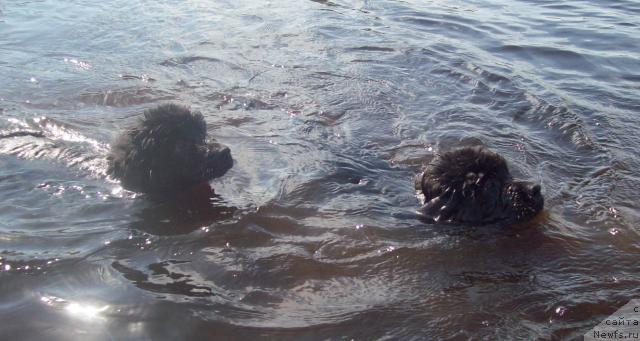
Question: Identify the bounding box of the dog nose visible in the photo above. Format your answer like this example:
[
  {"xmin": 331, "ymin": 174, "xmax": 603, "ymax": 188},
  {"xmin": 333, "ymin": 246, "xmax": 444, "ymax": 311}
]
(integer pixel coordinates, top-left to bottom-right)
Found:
[
  {"xmin": 217, "ymin": 146, "xmax": 232, "ymax": 164},
  {"xmin": 220, "ymin": 146, "xmax": 231, "ymax": 157},
  {"xmin": 530, "ymin": 184, "xmax": 541, "ymax": 196},
  {"xmin": 216, "ymin": 145, "xmax": 233, "ymax": 167},
  {"xmin": 207, "ymin": 141, "xmax": 231, "ymax": 158}
]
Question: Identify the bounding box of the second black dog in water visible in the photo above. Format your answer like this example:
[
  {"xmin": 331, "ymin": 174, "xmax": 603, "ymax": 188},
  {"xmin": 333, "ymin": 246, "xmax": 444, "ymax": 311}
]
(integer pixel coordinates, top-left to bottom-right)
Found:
[
  {"xmin": 415, "ymin": 147, "xmax": 543, "ymax": 224},
  {"xmin": 107, "ymin": 104, "xmax": 233, "ymax": 195}
]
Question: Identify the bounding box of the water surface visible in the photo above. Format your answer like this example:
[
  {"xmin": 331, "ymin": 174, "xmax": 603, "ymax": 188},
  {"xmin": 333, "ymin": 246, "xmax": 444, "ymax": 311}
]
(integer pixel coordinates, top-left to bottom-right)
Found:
[{"xmin": 1, "ymin": 0, "xmax": 639, "ymax": 339}]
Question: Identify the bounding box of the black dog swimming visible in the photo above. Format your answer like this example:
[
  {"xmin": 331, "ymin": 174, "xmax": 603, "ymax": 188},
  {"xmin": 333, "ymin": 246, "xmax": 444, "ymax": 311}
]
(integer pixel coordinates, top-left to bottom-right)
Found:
[
  {"xmin": 107, "ymin": 104, "xmax": 233, "ymax": 197},
  {"xmin": 415, "ymin": 147, "xmax": 543, "ymax": 224}
]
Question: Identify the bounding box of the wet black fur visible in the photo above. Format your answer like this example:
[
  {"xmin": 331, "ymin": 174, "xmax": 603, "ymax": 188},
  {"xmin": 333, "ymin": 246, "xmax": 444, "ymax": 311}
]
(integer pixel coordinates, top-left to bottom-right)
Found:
[
  {"xmin": 107, "ymin": 104, "xmax": 233, "ymax": 195},
  {"xmin": 415, "ymin": 147, "xmax": 543, "ymax": 224}
]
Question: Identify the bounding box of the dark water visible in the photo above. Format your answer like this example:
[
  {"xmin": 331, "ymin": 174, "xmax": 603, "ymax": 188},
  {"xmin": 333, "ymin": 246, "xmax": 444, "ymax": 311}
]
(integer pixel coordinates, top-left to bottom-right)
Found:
[{"xmin": 1, "ymin": 0, "xmax": 639, "ymax": 339}]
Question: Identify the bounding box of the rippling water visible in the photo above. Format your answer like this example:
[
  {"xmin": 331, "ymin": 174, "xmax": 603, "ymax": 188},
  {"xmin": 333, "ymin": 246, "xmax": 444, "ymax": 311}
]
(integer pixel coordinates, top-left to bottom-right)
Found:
[{"xmin": 1, "ymin": 0, "xmax": 639, "ymax": 339}]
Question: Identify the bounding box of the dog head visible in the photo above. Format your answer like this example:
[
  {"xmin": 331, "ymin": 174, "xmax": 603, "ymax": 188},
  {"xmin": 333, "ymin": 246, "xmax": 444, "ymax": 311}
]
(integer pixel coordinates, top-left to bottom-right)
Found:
[
  {"xmin": 107, "ymin": 104, "xmax": 233, "ymax": 194},
  {"xmin": 416, "ymin": 147, "xmax": 543, "ymax": 224}
]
